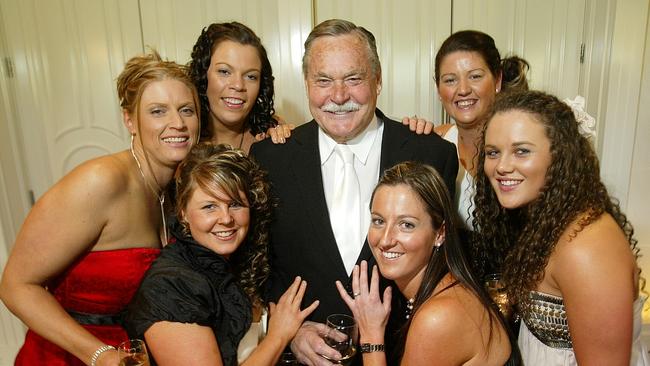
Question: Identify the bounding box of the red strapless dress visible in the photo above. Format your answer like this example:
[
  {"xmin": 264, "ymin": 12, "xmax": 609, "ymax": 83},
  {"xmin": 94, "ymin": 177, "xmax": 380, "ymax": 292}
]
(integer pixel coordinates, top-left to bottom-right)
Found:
[{"xmin": 15, "ymin": 247, "xmax": 160, "ymax": 366}]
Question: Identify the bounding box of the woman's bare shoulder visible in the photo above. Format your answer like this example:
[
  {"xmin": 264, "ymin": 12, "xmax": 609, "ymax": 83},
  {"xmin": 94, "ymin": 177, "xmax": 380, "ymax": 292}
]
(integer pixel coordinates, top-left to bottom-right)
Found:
[
  {"xmin": 553, "ymin": 213, "xmax": 636, "ymax": 273},
  {"xmin": 434, "ymin": 123, "xmax": 453, "ymax": 136},
  {"xmin": 59, "ymin": 151, "xmax": 132, "ymax": 198},
  {"xmin": 410, "ymin": 277, "xmax": 486, "ymax": 341},
  {"xmin": 403, "ymin": 282, "xmax": 492, "ymax": 365},
  {"xmin": 549, "ymin": 212, "xmax": 638, "ymax": 299}
]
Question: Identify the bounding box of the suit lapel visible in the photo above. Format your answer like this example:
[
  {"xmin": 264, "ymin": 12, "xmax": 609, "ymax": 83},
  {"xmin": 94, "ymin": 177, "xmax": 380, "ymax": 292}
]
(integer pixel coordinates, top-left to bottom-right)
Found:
[
  {"xmin": 354, "ymin": 110, "xmax": 412, "ymax": 272},
  {"xmin": 379, "ymin": 110, "xmax": 412, "ymax": 172},
  {"xmin": 289, "ymin": 113, "xmax": 414, "ymax": 281},
  {"xmin": 290, "ymin": 123, "xmax": 349, "ymax": 277}
]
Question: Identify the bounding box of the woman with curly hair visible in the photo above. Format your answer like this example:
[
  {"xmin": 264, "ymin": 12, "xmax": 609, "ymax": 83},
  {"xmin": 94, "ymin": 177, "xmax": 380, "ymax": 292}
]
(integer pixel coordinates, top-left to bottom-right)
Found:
[
  {"xmin": 125, "ymin": 143, "xmax": 318, "ymax": 366},
  {"xmin": 473, "ymin": 90, "xmax": 648, "ymax": 365},
  {"xmin": 188, "ymin": 22, "xmax": 293, "ymax": 153}
]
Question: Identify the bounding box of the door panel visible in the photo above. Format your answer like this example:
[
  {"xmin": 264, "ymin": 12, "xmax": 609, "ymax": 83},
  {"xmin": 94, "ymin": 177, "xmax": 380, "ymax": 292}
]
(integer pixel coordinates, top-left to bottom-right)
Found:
[{"xmin": 0, "ymin": 0, "xmax": 142, "ymax": 199}]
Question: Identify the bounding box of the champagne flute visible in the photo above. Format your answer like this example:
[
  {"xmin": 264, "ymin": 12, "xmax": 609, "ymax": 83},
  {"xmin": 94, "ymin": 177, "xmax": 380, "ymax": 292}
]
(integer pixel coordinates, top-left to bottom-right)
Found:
[
  {"xmin": 117, "ymin": 339, "xmax": 150, "ymax": 366},
  {"xmin": 322, "ymin": 314, "xmax": 358, "ymax": 365}
]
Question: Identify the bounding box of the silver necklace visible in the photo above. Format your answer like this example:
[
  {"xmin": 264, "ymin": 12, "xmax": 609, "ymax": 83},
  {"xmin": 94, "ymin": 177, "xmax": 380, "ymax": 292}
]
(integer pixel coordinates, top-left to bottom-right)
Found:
[{"xmin": 130, "ymin": 139, "xmax": 168, "ymax": 245}]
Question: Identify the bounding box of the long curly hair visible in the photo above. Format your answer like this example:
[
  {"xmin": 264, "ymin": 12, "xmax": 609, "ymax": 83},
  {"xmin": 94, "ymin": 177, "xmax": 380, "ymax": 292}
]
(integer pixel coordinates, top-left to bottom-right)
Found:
[
  {"xmin": 434, "ymin": 30, "xmax": 529, "ymax": 92},
  {"xmin": 472, "ymin": 90, "xmax": 638, "ymax": 313},
  {"xmin": 374, "ymin": 162, "xmax": 511, "ymax": 361},
  {"xmin": 175, "ymin": 143, "xmax": 272, "ymax": 306},
  {"xmin": 188, "ymin": 22, "xmax": 277, "ymax": 140}
]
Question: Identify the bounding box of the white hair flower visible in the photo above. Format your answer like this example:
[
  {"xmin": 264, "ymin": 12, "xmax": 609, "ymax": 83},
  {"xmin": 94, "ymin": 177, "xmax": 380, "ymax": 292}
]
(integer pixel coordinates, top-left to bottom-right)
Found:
[{"xmin": 563, "ymin": 95, "xmax": 596, "ymax": 143}]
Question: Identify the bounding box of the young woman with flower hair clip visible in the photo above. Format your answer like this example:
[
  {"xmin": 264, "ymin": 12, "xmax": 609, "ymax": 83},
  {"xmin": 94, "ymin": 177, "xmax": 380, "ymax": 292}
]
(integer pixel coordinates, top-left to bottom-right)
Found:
[{"xmin": 473, "ymin": 90, "xmax": 647, "ymax": 365}]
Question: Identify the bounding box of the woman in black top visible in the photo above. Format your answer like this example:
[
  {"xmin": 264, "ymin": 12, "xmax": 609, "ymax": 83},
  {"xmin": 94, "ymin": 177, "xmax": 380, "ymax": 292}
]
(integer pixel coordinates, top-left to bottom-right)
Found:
[{"xmin": 126, "ymin": 143, "xmax": 318, "ymax": 365}]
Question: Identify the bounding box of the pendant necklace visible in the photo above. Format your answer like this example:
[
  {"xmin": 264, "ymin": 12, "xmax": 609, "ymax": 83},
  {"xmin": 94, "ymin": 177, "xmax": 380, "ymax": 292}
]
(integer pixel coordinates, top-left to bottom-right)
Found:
[
  {"xmin": 405, "ymin": 298, "xmax": 415, "ymax": 319},
  {"xmin": 130, "ymin": 141, "xmax": 168, "ymax": 245}
]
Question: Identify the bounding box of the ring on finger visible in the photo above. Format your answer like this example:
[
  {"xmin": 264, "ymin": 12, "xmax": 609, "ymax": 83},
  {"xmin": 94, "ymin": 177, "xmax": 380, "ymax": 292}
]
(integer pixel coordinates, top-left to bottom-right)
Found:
[{"xmin": 353, "ymin": 292, "xmax": 361, "ymax": 298}]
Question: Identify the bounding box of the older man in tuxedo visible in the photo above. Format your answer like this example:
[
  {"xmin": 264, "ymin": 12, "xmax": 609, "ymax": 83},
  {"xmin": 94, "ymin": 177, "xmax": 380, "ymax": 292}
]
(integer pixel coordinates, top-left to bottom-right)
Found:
[{"xmin": 250, "ymin": 19, "xmax": 458, "ymax": 365}]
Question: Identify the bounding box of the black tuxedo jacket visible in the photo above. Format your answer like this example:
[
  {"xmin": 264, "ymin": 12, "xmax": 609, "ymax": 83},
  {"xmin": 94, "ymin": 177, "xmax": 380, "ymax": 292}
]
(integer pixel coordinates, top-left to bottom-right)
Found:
[{"xmin": 250, "ymin": 109, "xmax": 458, "ymax": 322}]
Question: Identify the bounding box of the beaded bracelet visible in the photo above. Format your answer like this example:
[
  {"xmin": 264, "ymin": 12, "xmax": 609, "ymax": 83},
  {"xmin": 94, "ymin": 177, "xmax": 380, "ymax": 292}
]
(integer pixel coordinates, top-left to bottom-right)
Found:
[{"xmin": 90, "ymin": 344, "xmax": 116, "ymax": 366}]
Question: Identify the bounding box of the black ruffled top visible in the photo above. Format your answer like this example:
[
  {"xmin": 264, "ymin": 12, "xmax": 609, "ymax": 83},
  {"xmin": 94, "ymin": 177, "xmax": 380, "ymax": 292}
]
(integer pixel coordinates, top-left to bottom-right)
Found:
[{"xmin": 125, "ymin": 223, "xmax": 252, "ymax": 366}]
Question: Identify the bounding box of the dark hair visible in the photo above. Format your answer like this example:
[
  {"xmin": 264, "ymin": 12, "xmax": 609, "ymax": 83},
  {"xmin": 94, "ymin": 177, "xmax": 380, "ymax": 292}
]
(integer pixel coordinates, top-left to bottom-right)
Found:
[
  {"xmin": 302, "ymin": 19, "xmax": 381, "ymax": 77},
  {"xmin": 434, "ymin": 30, "xmax": 529, "ymax": 91},
  {"xmin": 175, "ymin": 143, "xmax": 272, "ymax": 305},
  {"xmin": 472, "ymin": 90, "xmax": 638, "ymax": 313},
  {"xmin": 188, "ymin": 22, "xmax": 277, "ymax": 140},
  {"xmin": 372, "ymin": 161, "xmax": 508, "ymax": 360}
]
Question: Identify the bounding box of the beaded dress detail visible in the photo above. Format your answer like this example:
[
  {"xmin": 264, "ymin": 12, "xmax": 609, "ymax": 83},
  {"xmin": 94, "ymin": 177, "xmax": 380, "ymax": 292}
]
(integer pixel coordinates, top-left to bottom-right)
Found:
[
  {"xmin": 518, "ymin": 291, "xmax": 649, "ymax": 365},
  {"xmin": 521, "ymin": 291, "xmax": 571, "ymax": 348}
]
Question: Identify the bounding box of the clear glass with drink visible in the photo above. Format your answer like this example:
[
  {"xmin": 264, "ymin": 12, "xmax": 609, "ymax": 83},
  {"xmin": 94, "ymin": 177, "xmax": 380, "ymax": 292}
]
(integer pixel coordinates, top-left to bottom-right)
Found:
[
  {"xmin": 484, "ymin": 273, "xmax": 512, "ymax": 320},
  {"xmin": 117, "ymin": 339, "xmax": 150, "ymax": 366},
  {"xmin": 322, "ymin": 313, "xmax": 358, "ymax": 365}
]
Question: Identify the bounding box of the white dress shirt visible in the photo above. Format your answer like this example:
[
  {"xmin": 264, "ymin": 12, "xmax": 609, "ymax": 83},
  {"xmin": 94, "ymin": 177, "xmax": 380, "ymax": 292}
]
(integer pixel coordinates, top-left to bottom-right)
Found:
[{"xmin": 319, "ymin": 115, "xmax": 384, "ymax": 274}]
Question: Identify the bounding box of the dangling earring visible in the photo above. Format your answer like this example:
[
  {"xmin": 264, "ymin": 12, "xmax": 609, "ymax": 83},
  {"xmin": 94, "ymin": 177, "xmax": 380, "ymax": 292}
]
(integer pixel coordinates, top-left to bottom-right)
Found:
[
  {"xmin": 433, "ymin": 237, "xmax": 443, "ymax": 254},
  {"xmin": 496, "ymin": 88, "xmax": 500, "ymax": 93}
]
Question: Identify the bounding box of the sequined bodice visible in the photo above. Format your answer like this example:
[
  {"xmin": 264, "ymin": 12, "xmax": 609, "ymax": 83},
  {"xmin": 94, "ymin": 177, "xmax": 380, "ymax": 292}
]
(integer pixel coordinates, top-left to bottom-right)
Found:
[{"xmin": 521, "ymin": 291, "xmax": 572, "ymax": 349}]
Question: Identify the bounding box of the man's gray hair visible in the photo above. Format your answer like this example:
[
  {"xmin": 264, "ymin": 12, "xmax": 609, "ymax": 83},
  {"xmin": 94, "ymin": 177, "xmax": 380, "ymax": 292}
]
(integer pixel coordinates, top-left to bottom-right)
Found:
[{"xmin": 302, "ymin": 19, "xmax": 381, "ymax": 77}]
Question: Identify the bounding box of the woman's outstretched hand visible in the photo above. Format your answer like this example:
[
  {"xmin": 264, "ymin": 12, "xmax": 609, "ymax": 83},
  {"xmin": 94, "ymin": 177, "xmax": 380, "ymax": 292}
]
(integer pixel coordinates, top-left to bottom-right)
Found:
[
  {"xmin": 336, "ymin": 261, "xmax": 391, "ymax": 343},
  {"xmin": 267, "ymin": 276, "xmax": 320, "ymax": 346}
]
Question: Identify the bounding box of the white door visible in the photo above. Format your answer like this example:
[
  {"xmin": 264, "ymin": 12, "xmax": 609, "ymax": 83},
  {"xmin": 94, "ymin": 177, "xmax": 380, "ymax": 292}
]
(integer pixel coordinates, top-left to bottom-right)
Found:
[
  {"xmin": 139, "ymin": 0, "xmax": 313, "ymax": 126},
  {"xmin": 0, "ymin": 0, "xmax": 143, "ymax": 201},
  {"xmin": 0, "ymin": 1, "xmax": 144, "ymax": 361}
]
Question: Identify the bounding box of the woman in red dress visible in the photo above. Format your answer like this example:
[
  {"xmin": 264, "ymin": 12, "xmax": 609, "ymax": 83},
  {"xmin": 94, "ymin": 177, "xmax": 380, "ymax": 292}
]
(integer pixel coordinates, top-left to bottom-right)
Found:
[{"xmin": 0, "ymin": 51, "xmax": 200, "ymax": 366}]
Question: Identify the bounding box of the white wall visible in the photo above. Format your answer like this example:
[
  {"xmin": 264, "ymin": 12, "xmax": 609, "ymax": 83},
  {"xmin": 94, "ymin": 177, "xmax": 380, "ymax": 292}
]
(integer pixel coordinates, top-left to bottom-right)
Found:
[
  {"xmin": 627, "ymin": 1, "xmax": 650, "ymax": 321},
  {"xmin": 599, "ymin": 0, "xmax": 649, "ymax": 297}
]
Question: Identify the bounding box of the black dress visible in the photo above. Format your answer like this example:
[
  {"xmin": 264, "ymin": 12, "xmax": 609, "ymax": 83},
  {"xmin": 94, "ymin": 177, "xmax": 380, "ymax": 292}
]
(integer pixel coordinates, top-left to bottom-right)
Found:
[{"xmin": 125, "ymin": 226, "xmax": 252, "ymax": 366}]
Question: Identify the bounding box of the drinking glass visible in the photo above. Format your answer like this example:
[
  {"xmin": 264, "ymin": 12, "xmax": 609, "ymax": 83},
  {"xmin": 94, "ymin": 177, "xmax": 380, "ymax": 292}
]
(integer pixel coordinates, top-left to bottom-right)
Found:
[
  {"xmin": 322, "ymin": 314, "xmax": 358, "ymax": 365},
  {"xmin": 276, "ymin": 351, "xmax": 299, "ymax": 365},
  {"xmin": 117, "ymin": 339, "xmax": 150, "ymax": 366},
  {"xmin": 484, "ymin": 273, "xmax": 512, "ymax": 320}
]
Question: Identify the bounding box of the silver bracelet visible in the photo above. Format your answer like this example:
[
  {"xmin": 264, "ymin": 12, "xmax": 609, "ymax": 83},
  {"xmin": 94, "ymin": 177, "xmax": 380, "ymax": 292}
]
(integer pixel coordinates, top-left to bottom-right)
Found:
[{"xmin": 90, "ymin": 344, "xmax": 116, "ymax": 366}]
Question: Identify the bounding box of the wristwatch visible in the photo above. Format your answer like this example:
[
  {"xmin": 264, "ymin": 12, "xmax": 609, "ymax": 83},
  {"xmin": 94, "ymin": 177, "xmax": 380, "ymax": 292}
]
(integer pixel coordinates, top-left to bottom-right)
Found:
[{"xmin": 359, "ymin": 343, "xmax": 385, "ymax": 353}]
